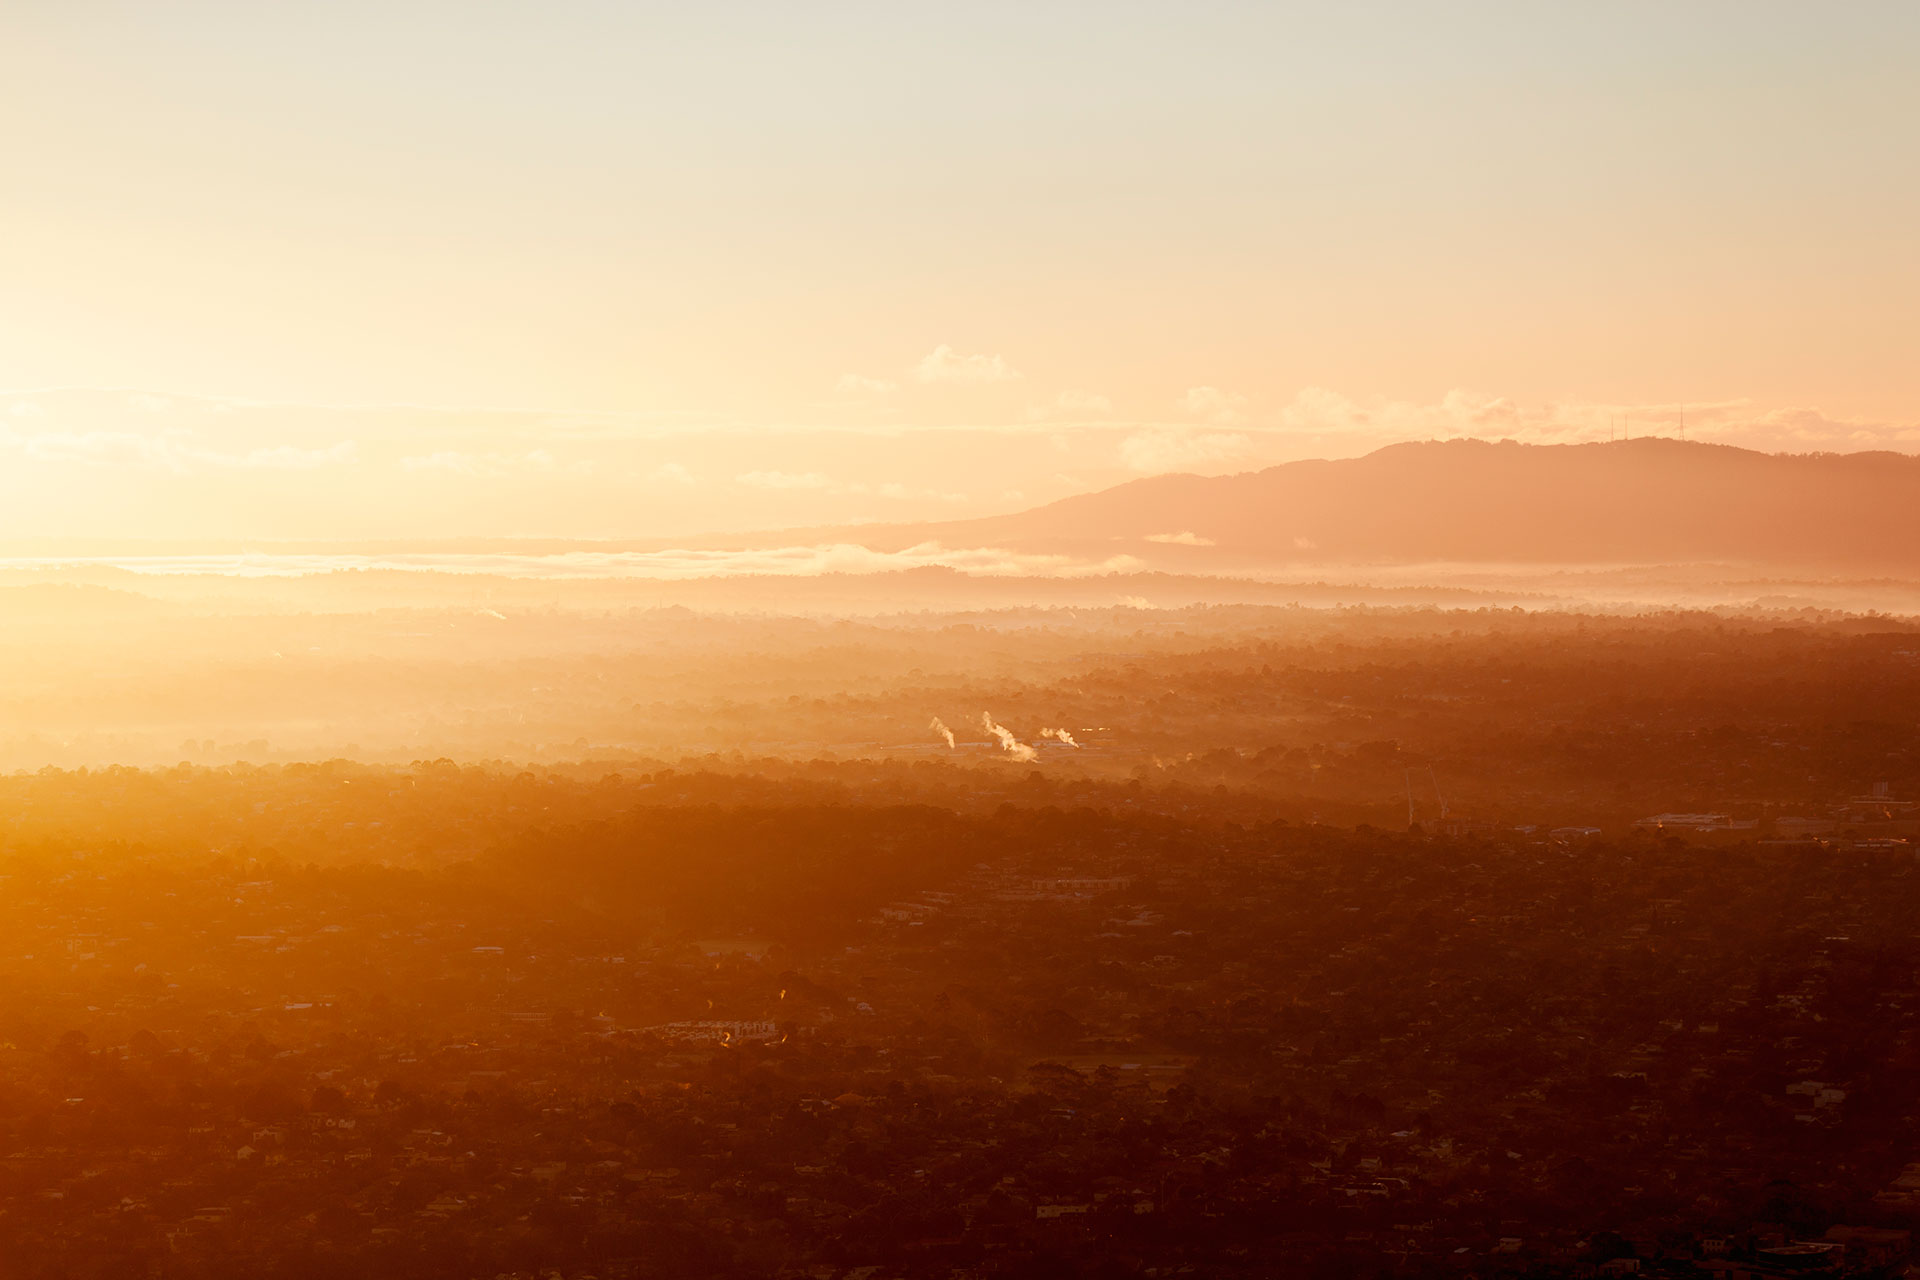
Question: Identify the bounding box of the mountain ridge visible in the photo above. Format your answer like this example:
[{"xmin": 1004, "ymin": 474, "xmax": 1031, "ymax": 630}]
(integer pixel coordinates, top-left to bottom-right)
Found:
[
  {"xmin": 11, "ymin": 439, "xmax": 1918, "ymax": 573},
  {"xmin": 826, "ymin": 437, "xmax": 1920, "ymax": 570}
]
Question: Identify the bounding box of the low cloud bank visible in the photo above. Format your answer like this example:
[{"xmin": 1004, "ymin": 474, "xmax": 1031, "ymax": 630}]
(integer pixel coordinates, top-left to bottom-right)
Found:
[{"xmin": 0, "ymin": 542, "xmax": 1149, "ymax": 581}]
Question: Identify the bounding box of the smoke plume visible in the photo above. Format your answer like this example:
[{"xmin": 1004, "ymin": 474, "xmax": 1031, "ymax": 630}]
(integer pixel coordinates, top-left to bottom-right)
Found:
[
  {"xmin": 1041, "ymin": 728, "xmax": 1081, "ymax": 747},
  {"xmin": 930, "ymin": 716, "xmax": 956, "ymax": 749},
  {"xmin": 979, "ymin": 711, "xmax": 1038, "ymax": 763}
]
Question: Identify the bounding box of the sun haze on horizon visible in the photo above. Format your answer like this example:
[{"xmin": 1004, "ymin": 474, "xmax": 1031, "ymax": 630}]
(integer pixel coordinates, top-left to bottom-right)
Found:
[
  {"xmin": 12, "ymin": 13, "xmax": 1920, "ymax": 1276},
  {"xmin": 3, "ymin": 1, "xmax": 1918, "ymax": 544}
]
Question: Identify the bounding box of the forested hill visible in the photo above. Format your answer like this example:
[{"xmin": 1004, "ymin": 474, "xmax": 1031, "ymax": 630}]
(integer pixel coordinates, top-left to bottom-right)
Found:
[{"xmin": 849, "ymin": 438, "xmax": 1920, "ymax": 570}]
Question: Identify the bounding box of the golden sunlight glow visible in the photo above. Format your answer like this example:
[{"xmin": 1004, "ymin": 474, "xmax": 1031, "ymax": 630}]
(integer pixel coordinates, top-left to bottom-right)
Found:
[{"xmin": 4, "ymin": 10, "xmax": 1920, "ymax": 1278}]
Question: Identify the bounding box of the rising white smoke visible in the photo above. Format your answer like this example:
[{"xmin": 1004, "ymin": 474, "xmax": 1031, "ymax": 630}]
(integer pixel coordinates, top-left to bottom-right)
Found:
[
  {"xmin": 930, "ymin": 716, "xmax": 956, "ymax": 749},
  {"xmin": 1041, "ymin": 728, "xmax": 1081, "ymax": 748},
  {"xmin": 979, "ymin": 711, "xmax": 1038, "ymax": 763}
]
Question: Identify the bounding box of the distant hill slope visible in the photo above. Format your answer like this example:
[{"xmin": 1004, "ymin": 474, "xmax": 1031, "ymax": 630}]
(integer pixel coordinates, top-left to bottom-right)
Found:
[
  {"xmin": 841, "ymin": 438, "xmax": 1920, "ymax": 570},
  {"xmin": 34, "ymin": 439, "xmax": 1912, "ymax": 576}
]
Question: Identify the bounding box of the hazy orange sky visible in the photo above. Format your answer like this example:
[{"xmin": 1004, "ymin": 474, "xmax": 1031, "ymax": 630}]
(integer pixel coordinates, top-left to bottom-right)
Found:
[{"xmin": 3, "ymin": 2, "xmax": 1917, "ymax": 542}]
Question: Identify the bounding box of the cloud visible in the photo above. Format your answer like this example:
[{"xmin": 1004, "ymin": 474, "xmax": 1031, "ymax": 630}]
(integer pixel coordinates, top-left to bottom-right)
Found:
[
  {"xmin": 735, "ymin": 469, "xmax": 833, "ymax": 490},
  {"xmin": 1735, "ymin": 405, "xmax": 1920, "ymax": 448},
  {"xmin": 1119, "ymin": 429, "xmax": 1253, "ymax": 474},
  {"xmin": 8, "ymin": 383, "xmax": 1916, "ymax": 548},
  {"xmin": 870, "ymin": 481, "xmax": 968, "ymax": 503},
  {"xmin": 42, "ymin": 542, "xmax": 1151, "ymax": 581},
  {"xmin": 401, "ymin": 451, "xmax": 486, "ymax": 475},
  {"xmin": 1271, "ymin": 387, "xmax": 1524, "ymax": 439},
  {"xmin": 836, "ymin": 373, "xmax": 898, "ymax": 396},
  {"xmin": 400, "ymin": 449, "xmax": 563, "ymax": 477},
  {"xmin": 730, "ymin": 472, "xmax": 968, "ymax": 502},
  {"xmin": 1182, "ymin": 385, "xmax": 1249, "ymax": 424},
  {"xmin": 10, "ymin": 383, "xmax": 1914, "ymax": 453},
  {"xmin": 914, "ymin": 345, "xmax": 1021, "ymax": 384},
  {"xmin": 227, "ymin": 442, "xmax": 359, "ymax": 470},
  {"xmin": 13, "ymin": 430, "xmax": 191, "ymax": 471},
  {"xmin": 1145, "ymin": 530, "xmax": 1215, "ymax": 546},
  {"xmin": 2, "ymin": 428, "xmax": 358, "ymax": 474},
  {"xmin": 1252, "ymin": 388, "xmax": 1920, "ymax": 454},
  {"xmin": 1028, "ymin": 390, "xmax": 1113, "ymax": 421}
]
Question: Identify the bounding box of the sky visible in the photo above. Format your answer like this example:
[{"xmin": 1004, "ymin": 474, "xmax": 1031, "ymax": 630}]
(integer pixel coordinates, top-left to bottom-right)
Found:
[{"xmin": 2, "ymin": 1, "xmax": 1917, "ymax": 543}]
